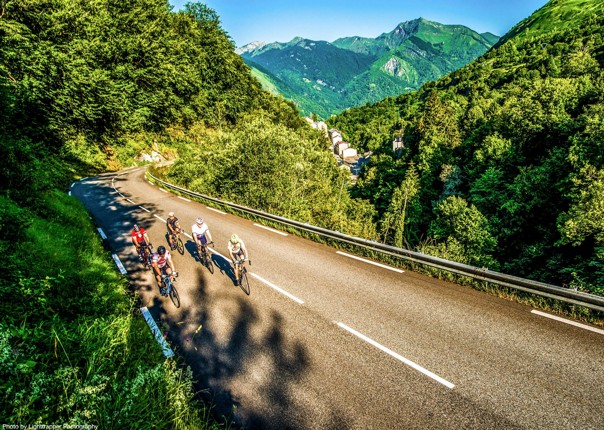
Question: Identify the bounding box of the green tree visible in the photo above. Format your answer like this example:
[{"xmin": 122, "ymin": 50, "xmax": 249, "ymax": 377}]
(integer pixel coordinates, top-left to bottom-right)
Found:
[
  {"xmin": 427, "ymin": 196, "xmax": 498, "ymax": 268},
  {"xmin": 381, "ymin": 163, "xmax": 420, "ymax": 247}
]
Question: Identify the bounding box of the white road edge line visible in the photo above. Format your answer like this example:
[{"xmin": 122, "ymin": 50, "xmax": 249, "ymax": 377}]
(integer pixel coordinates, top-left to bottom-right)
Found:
[
  {"xmin": 178, "ymin": 196, "xmax": 191, "ymax": 202},
  {"xmin": 139, "ymin": 206, "xmax": 150, "ymax": 213},
  {"xmin": 254, "ymin": 223, "xmax": 288, "ymax": 236},
  {"xmin": 250, "ymin": 273, "xmax": 304, "ymax": 304},
  {"xmin": 68, "ymin": 191, "xmax": 71, "ymax": 196},
  {"xmin": 97, "ymin": 228, "xmax": 107, "ymax": 240},
  {"xmin": 337, "ymin": 322, "xmax": 455, "ymax": 389},
  {"xmin": 126, "ymin": 198, "xmax": 135, "ymax": 204},
  {"xmin": 183, "ymin": 232, "xmax": 193, "ymax": 239},
  {"xmin": 531, "ymin": 310, "xmax": 604, "ymax": 335},
  {"xmin": 111, "ymin": 254, "xmax": 128, "ymax": 275},
  {"xmin": 206, "ymin": 206, "xmax": 227, "ymax": 215},
  {"xmin": 154, "ymin": 215, "xmax": 165, "ymax": 222},
  {"xmin": 70, "ymin": 182, "xmax": 76, "ymax": 188},
  {"xmin": 336, "ymin": 251, "xmax": 404, "ymax": 273},
  {"xmin": 140, "ymin": 307, "xmax": 174, "ymax": 358}
]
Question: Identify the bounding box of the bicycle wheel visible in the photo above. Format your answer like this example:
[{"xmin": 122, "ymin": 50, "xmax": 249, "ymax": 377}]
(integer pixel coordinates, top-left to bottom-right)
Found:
[
  {"xmin": 169, "ymin": 284, "xmax": 180, "ymax": 307},
  {"xmin": 176, "ymin": 237, "xmax": 184, "ymax": 255},
  {"xmin": 239, "ymin": 269, "xmax": 250, "ymax": 295},
  {"xmin": 142, "ymin": 247, "xmax": 151, "ymax": 269},
  {"xmin": 204, "ymin": 252, "xmax": 214, "ymax": 274}
]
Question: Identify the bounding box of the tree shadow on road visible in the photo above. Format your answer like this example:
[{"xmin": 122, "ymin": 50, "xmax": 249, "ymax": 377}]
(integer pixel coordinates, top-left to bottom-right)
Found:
[{"xmin": 76, "ymin": 173, "xmax": 350, "ymax": 430}]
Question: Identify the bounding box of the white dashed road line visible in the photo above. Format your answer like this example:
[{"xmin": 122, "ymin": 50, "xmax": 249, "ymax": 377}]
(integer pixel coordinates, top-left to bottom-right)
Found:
[
  {"xmin": 97, "ymin": 228, "xmax": 108, "ymax": 240},
  {"xmin": 112, "ymin": 254, "xmax": 128, "ymax": 275},
  {"xmin": 337, "ymin": 322, "xmax": 455, "ymax": 389},
  {"xmin": 254, "ymin": 223, "xmax": 288, "ymax": 236},
  {"xmin": 178, "ymin": 196, "xmax": 191, "ymax": 202},
  {"xmin": 139, "ymin": 206, "xmax": 150, "ymax": 213},
  {"xmin": 336, "ymin": 251, "xmax": 404, "ymax": 273},
  {"xmin": 126, "ymin": 198, "xmax": 135, "ymax": 204},
  {"xmin": 154, "ymin": 214, "xmax": 166, "ymax": 222},
  {"xmin": 148, "ymin": 181, "xmax": 154, "ymax": 186},
  {"xmin": 250, "ymin": 273, "xmax": 304, "ymax": 304},
  {"xmin": 206, "ymin": 206, "xmax": 227, "ymax": 215},
  {"xmin": 159, "ymin": 188, "xmax": 168, "ymax": 193},
  {"xmin": 140, "ymin": 307, "xmax": 174, "ymax": 358},
  {"xmin": 531, "ymin": 310, "xmax": 604, "ymax": 335}
]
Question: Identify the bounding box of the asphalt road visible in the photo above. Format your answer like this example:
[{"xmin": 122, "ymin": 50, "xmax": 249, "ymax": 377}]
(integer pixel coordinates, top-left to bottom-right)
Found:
[{"xmin": 71, "ymin": 168, "xmax": 604, "ymax": 430}]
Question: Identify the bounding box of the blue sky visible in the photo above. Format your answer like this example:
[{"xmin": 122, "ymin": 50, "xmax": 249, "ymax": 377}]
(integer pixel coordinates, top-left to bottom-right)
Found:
[{"xmin": 169, "ymin": 1, "xmax": 549, "ymax": 47}]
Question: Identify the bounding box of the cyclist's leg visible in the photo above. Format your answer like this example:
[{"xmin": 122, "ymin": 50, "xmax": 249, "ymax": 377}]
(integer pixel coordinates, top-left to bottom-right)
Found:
[{"xmin": 159, "ymin": 266, "xmax": 168, "ymax": 295}]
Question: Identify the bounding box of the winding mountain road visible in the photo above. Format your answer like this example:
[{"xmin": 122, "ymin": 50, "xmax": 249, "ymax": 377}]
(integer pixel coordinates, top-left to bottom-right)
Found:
[{"xmin": 71, "ymin": 168, "xmax": 604, "ymax": 430}]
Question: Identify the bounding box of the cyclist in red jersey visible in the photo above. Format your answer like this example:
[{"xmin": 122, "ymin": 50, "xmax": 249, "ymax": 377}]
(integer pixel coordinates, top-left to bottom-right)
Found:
[{"xmin": 131, "ymin": 224, "xmax": 152, "ymax": 261}]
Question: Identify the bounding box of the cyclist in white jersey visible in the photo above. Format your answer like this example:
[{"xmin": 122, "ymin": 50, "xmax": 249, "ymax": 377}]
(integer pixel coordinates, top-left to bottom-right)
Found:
[
  {"xmin": 228, "ymin": 234, "xmax": 249, "ymax": 283},
  {"xmin": 192, "ymin": 217, "xmax": 213, "ymax": 250}
]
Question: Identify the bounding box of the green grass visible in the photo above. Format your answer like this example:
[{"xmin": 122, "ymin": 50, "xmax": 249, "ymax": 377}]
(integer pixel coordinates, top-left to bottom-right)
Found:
[{"xmin": 0, "ymin": 191, "xmax": 223, "ymax": 428}]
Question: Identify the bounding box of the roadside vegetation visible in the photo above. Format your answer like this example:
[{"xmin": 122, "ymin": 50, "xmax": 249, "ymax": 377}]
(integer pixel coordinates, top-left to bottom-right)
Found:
[{"xmin": 1, "ymin": 186, "xmax": 219, "ymax": 428}]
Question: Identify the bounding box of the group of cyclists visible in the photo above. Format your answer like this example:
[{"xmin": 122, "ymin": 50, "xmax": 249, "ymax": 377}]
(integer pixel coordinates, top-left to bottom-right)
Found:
[{"xmin": 130, "ymin": 212, "xmax": 249, "ymax": 294}]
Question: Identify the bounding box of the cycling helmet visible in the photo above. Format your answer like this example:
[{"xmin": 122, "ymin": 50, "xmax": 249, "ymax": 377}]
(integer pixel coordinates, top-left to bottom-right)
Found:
[
  {"xmin": 230, "ymin": 234, "xmax": 240, "ymax": 244},
  {"xmin": 157, "ymin": 245, "xmax": 166, "ymax": 255},
  {"xmin": 168, "ymin": 212, "xmax": 175, "ymax": 217},
  {"xmin": 133, "ymin": 224, "xmax": 140, "ymax": 232},
  {"xmin": 196, "ymin": 218, "xmax": 204, "ymax": 225}
]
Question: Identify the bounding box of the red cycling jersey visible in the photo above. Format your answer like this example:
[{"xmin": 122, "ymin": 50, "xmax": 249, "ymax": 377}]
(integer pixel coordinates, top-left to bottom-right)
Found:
[{"xmin": 132, "ymin": 228, "xmax": 147, "ymax": 244}]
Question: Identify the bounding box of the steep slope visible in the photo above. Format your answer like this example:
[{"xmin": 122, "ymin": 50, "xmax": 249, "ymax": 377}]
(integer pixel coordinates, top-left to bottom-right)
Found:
[{"xmin": 240, "ymin": 18, "xmax": 498, "ymax": 117}]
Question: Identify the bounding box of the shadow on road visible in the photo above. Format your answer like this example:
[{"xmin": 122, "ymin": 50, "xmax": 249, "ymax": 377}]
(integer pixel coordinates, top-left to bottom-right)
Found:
[{"xmin": 74, "ymin": 173, "xmax": 347, "ymax": 430}]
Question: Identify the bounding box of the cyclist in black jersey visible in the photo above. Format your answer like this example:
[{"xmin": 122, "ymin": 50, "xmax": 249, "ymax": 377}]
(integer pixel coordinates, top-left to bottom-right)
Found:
[{"xmin": 166, "ymin": 212, "xmax": 181, "ymax": 249}]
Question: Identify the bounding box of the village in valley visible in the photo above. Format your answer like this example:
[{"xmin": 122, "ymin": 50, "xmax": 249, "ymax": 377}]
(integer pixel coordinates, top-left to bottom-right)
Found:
[{"xmin": 304, "ymin": 117, "xmax": 372, "ymax": 181}]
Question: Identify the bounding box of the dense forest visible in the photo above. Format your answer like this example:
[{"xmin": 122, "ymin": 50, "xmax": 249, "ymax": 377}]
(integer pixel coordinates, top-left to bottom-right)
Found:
[{"xmin": 328, "ymin": 0, "xmax": 604, "ymax": 294}]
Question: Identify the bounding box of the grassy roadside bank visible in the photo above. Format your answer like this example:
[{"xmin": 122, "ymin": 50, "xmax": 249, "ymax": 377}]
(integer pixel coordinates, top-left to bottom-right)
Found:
[{"xmin": 0, "ymin": 190, "xmax": 222, "ymax": 428}]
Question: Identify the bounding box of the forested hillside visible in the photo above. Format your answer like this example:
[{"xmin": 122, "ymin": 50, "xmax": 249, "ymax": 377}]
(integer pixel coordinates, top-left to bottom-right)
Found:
[
  {"xmin": 0, "ymin": 0, "xmax": 304, "ymax": 425},
  {"xmin": 328, "ymin": 0, "xmax": 604, "ymax": 294}
]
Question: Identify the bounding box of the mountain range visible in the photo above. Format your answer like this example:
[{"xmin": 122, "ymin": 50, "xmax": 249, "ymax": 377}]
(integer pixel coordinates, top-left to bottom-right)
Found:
[{"xmin": 238, "ymin": 18, "xmax": 499, "ymax": 118}]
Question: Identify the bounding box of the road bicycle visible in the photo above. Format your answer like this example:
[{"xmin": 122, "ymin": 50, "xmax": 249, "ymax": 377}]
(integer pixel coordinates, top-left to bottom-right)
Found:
[
  {"xmin": 159, "ymin": 271, "xmax": 180, "ymax": 307},
  {"xmin": 197, "ymin": 241, "xmax": 215, "ymax": 274},
  {"xmin": 234, "ymin": 259, "xmax": 251, "ymax": 295},
  {"xmin": 168, "ymin": 229, "xmax": 185, "ymax": 255},
  {"xmin": 139, "ymin": 244, "xmax": 153, "ymax": 269}
]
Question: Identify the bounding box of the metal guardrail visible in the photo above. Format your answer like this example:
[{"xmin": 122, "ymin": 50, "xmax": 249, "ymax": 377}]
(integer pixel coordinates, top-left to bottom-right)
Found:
[{"xmin": 147, "ymin": 171, "xmax": 604, "ymax": 313}]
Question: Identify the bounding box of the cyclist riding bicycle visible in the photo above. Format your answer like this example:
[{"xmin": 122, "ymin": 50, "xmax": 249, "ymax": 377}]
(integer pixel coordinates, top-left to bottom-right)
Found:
[
  {"xmin": 228, "ymin": 234, "xmax": 248, "ymax": 284},
  {"xmin": 166, "ymin": 212, "xmax": 181, "ymax": 249},
  {"xmin": 152, "ymin": 245, "xmax": 177, "ymax": 294},
  {"xmin": 131, "ymin": 224, "xmax": 152, "ymax": 261},
  {"xmin": 192, "ymin": 217, "xmax": 213, "ymax": 252}
]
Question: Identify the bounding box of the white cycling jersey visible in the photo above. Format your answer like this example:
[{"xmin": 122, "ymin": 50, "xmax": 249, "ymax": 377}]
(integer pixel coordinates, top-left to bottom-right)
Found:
[
  {"xmin": 228, "ymin": 239, "xmax": 245, "ymax": 255},
  {"xmin": 192, "ymin": 223, "xmax": 209, "ymax": 240},
  {"xmin": 152, "ymin": 250, "xmax": 171, "ymax": 268}
]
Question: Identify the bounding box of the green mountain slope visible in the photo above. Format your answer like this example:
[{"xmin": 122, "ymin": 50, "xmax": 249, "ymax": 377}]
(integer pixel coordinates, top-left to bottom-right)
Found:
[
  {"xmin": 240, "ymin": 18, "xmax": 498, "ymax": 118},
  {"xmin": 327, "ymin": 0, "xmax": 604, "ymax": 292}
]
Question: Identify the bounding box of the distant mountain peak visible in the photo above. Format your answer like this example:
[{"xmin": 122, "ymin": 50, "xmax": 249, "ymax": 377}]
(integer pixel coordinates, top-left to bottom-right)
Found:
[{"xmin": 235, "ymin": 41, "xmax": 266, "ymax": 55}]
